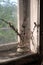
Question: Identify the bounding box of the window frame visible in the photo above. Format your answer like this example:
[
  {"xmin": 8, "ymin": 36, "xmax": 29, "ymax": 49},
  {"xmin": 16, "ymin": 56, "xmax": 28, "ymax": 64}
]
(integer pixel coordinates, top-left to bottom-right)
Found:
[{"xmin": 0, "ymin": 0, "xmax": 40, "ymax": 63}]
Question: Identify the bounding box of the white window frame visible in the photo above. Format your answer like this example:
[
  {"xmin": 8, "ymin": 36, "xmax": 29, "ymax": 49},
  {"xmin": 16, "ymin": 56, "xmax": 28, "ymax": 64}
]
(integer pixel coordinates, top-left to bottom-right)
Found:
[
  {"xmin": 30, "ymin": 0, "xmax": 40, "ymax": 53},
  {"xmin": 0, "ymin": 0, "xmax": 40, "ymax": 54},
  {"xmin": 0, "ymin": 0, "xmax": 40, "ymax": 63}
]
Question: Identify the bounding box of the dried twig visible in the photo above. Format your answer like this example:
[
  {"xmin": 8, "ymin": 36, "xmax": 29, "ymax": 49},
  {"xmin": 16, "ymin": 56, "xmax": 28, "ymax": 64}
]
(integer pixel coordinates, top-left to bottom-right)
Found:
[{"xmin": 0, "ymin": 18, "xmax": 21, "ymax": 37}]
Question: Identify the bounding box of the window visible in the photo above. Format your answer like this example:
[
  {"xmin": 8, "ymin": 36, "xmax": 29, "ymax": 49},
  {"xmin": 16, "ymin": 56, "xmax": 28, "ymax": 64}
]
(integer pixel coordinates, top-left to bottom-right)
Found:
[
  {"xmin": 0, "ymin": 0, "xmax": 40, "ymax": 63},
  {"xmin": 0, "ymin": 0, "xmax": 18, "ymax": 44}
]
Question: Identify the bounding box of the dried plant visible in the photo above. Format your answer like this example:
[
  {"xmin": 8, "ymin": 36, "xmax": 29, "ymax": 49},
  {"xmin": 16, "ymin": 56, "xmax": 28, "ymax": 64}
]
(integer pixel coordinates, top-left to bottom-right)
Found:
[
  {"xmin": 0, "ymin": 18, "xmax": 40, "ymax": 47},
  {"xmin": 0, "ymin": 18, "xmax": 25, "ymax": 45}
]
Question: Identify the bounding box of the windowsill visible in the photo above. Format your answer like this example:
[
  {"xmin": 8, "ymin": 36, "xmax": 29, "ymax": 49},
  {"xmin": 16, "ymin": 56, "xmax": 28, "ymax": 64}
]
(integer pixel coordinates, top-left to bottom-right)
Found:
[
  {"xmin": 0, "ymin": 42, "xmax": 18, "ymax": 51},
  {"xmin": 0, "ymin": 53, "xmax": 40, "ymax": 64},
  {"xmin": 0, "ymin": 43, "xmax": 40, "ymax": 64},
  {"xmin": 0, "ymin": 52, "xmax": 33, "ymax": 63}
]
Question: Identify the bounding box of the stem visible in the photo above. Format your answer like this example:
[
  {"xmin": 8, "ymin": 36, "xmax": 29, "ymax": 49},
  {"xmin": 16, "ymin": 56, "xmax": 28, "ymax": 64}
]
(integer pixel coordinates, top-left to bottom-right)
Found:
[{"xmin": 0, "ymin": 18, "xmax": 21, "ymax": 37}]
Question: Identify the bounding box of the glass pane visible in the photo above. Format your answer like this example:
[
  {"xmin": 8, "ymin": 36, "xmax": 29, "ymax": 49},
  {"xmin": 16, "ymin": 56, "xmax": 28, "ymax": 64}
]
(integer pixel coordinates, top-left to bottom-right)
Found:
[{"xmin": 0, "ymin": 0, "xmax": 18, "ymax": 44}]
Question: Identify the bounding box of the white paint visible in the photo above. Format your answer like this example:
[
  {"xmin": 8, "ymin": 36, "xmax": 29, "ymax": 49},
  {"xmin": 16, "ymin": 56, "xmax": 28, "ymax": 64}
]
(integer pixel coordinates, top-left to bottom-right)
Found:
[
  {"xmin": 30, "ymin": 0, "xmax": 38, "ymax": 53},
  {"xmin": 17, "ymin": 0, "xmax": 20, "ymax": 42}
]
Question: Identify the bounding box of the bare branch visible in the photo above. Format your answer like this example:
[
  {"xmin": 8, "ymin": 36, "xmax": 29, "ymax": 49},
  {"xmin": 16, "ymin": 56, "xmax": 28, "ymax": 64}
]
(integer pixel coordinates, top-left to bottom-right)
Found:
[{"xmin": 0, "ymin": 18, "xmax": 21, "ymax": 37}]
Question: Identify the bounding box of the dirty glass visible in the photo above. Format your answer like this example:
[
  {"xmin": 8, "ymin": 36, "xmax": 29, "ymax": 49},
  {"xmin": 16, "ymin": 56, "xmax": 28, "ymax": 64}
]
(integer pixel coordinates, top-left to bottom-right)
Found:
[{"xmin": 0, "ymin": 0, "xmax": 18, "ymax": 44}]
